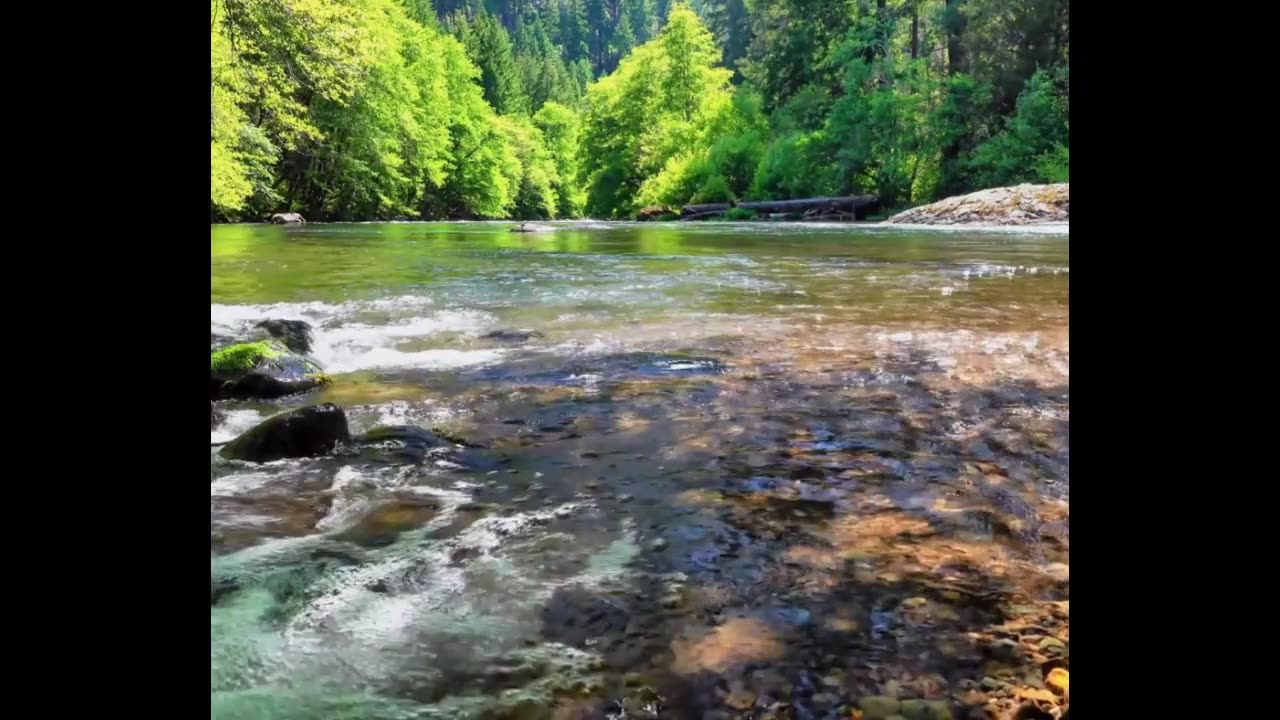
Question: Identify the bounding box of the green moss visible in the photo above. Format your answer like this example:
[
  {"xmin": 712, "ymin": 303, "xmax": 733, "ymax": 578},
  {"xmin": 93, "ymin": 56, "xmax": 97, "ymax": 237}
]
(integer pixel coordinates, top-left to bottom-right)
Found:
[
  {"xmin": 306, "ymin": 372, "xmax": 334, "ymax": 386},
  {"xmin": 210, "ymin": 341, "xmax": 282, "ymax": 374}
]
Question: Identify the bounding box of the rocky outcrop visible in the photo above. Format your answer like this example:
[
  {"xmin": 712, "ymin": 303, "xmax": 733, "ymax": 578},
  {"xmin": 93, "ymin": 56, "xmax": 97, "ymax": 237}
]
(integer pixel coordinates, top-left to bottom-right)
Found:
[
  {"xmin": 886, "ymin": 184, "xmax": 1068, "ymax": 226},
  {"xmin": 210, "ymin": 339, "xmax": 331, "ymax": 400},
  {"xmin": 219, "ymin": 404, "xmax": 351, "ymax": 462},
  {"xmin": 270, "ymin": 212, "xmax": 305, "ymax": 224}
]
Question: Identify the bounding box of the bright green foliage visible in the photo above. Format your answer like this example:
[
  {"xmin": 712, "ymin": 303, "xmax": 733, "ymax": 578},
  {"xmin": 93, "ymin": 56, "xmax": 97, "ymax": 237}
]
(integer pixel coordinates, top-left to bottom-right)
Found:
[
  {"xmin": 581, "ymin": 5, "xmax": 734, "ymax": 217},
  {"xmin": 497, "ymin": 115, "xmax": 560, "ymax": 219},
  {"xmin": 533, "ymin": 102, "xmax": 587, "ymax": 217},
  {"xmin": 211, "ymin": 0, "xmax": 1067, "ymax": 221},
  {"xmin": 1035, "ymin": 142, "xmax": 1068, "ymax": 183},
  {"xmin": 635, "ymin": 87, "xmax": 766, "ymax": 206},
  {"xmin": 211, "ymin": 342, "xmax": 282, "ymax": 374},
  {"xmin": 750, "ymin": 131, "xmax": 838, "ymax": 199}
]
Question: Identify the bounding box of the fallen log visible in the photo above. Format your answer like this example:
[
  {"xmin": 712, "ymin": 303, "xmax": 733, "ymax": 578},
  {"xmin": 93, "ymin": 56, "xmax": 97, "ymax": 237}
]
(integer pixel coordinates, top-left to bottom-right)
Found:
[
  {"xmin": 681, "ymin": 210, "xmax": 728, "ymax": 221},
  {"xmin": 737, "ymin": 195, "xmax": 879, "ymax": 217},
  {"xmin": 680, "ymin": 203, "xmax": 732, "ymax": 217},
  {"xmin": 679, "ymin": 195, "xmax": 880, "ymax": 220}
]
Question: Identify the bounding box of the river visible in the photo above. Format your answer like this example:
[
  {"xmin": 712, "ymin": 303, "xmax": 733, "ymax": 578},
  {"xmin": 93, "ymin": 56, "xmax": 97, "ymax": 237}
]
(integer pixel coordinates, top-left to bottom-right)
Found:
[{"xmin": 211, "ymin": 220, "xmax": 1069, "ymax": 720}]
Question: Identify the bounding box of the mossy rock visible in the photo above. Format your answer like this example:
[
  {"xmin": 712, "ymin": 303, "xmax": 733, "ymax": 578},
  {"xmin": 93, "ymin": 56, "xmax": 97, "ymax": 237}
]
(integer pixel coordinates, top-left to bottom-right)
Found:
[
  {"xmin": 220, "ymin": 404, "xmax": 351, "ymax": 463},
  {"xmin": 210, "ymin": 340, "xmax": 330, "ymax": 401}
]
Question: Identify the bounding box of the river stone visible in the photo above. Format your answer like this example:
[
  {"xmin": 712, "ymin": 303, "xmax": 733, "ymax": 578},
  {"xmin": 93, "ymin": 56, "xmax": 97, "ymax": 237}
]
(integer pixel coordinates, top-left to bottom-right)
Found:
[
  {"xmin": 211, "ymin": 402, "xmax": 224, "ymax": 430},
  {"xmin": 355, "ymin": 425, "xmax": 453, "ymax": 465},
  {"xmin": 270, "ymin": 212, "xmax": 305, "ymax": 224},
  {"xmin": 211, "ymin": 339, "xmax": 329, "ymax": 401},
  {"xmin": 1037, "ymin": 636, "xmax": 1067, "ymax": 654},
  {"xmin": 901, "ymin": 699, "xmax": 954, "ymax": 720},
  {"xmin": 860, "ymin": 696, "xmax": 902, "ymax": 719},
  {"xmin": 220, "ymin": 404, "xmax": 351, "ymax": 462},
  {"xmin": 255, "ymin": 318, "xmax": 314, "ymax": 354}
]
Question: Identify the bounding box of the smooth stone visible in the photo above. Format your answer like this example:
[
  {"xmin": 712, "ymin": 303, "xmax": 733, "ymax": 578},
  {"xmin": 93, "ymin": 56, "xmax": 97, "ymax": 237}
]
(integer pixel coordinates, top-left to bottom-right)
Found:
[
  {"xmin": 1037, "ymin": 636, "xmax": 1067, "ymax": 653},
  {"xmin": 860, "ymin": 696, "xmax": 902, "ymax": 719}
]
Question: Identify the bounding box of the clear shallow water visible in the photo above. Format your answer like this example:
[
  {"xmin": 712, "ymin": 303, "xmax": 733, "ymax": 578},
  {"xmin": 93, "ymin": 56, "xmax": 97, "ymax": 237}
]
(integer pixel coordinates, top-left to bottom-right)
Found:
[{"xmin": 211, "ymin": 221, "xmax": 1068, "ymax": 720}]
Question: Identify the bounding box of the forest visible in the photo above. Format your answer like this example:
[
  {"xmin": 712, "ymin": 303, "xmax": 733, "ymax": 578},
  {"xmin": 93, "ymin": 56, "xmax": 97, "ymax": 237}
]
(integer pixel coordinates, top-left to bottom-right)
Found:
[{"xmin": 210, "ymin": 0, "xmax": 1068, "ymax": 222}]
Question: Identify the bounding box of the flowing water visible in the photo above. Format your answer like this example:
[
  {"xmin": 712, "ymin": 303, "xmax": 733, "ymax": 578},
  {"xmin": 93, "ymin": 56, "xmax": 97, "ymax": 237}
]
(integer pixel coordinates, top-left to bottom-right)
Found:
[{"xmin": 211, "ymin": 221, "xmax": 1069, "ymax": 720}]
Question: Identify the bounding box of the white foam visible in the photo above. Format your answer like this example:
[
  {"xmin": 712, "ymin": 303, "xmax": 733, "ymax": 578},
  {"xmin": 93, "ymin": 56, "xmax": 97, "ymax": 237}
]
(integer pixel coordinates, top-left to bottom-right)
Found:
[{"xmin": 212, "ymin": 409, "xmax": 265, "ymax": 444}]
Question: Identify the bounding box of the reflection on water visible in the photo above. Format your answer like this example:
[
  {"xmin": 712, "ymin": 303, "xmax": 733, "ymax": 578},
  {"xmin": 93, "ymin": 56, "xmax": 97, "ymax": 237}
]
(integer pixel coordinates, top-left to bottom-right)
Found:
[{"xmin": 212, "ymin": 221, "xmax": 1068, "ymax": 720}]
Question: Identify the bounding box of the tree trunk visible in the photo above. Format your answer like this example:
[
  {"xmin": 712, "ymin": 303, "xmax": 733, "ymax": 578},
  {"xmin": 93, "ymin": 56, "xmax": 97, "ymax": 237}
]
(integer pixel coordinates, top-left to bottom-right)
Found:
[
  {"xmin": 911, "ymin": 8, "xmax": 919, "ymax": 59},
  {"xmin": 946, "ymin": 0, "xmax": 966, "ymax": 74}
]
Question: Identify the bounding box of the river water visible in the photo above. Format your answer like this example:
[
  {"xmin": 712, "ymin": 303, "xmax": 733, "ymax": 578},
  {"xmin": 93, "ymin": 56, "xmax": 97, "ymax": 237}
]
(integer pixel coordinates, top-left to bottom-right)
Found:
[{"xmin": 211, "ymin": 221, "xmax": 1069, "ymax": 720}]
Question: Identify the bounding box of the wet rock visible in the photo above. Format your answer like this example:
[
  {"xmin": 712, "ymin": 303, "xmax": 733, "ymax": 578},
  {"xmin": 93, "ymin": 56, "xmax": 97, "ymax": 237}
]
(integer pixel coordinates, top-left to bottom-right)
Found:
[
  {"xmin": 725, "ymin": 680, "xmax": 757, "ymax": 710},
  {"xmin": 270, "ymin": 212, "xmax": 305, "ymax": 224},
  {"xmin": 510, "ymin": 222, "xmax": 555, "ymax": 233},
  {"xmin": 1036, "ymin": 636, "xmax": 1067, "ymax": 654},
  {"xmin": 901, "ymin": 699, "xmax": 954, "ymax": 720},
  {"xmin": 541, "ymin": 586, "xmax": 628, "ymax": 648},
  {"xmin": 254, "ymin": 319, "xmax": 314, "ymax": 354},
  {"xmin": 482, "ymin": 329, "xmax": 544, "ymax": 343},
  {"xmin": 860, "ymin": 696, "xmax": 902, "ymax": 719},
  {"xmin": 979, "ymin": 678, "xmax": 1005, "ymax": 691},
  {"xmin": 355, "ymin": 425, "xmax": 452, "ymax": 465},
  {"xmin": 211, "ymin": 340, "xmax": 330, "ymax": 401},
  {"xmin": 648, "ymin": 538, "xmax": 669, "ymax": 552},
  {"xmin": 335, "ymin": 496, "xmax": 441, "ymax": 547},
  {"xmin": 211, "ymin": 402, "xmax": 224, "ymax": 430},
  {"xmin": 1044, "ymin": 668, "xmax": 1068, "ymax": 698},
  {"xmin": 211, "ymin": 577, "xmax": 239, "ymax": 604},
  {"xmin": 1010, "ymin": 705, "xmax": 1054, "ymax": 720},
  {"xmin": 220, "ymin": 404, "xmax": 350, "ymax": 462}
]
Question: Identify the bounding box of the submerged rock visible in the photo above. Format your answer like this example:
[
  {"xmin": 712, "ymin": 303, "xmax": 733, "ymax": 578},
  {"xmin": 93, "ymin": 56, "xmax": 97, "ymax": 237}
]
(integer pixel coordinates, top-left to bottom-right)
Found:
[
  {"xmin": 355, "ymin": 425, "xmax": 452, "ymax": 465},
  {"xmin": 220, "ymin": 404, "xmax": 351, "ymax": 462},
  {"xmin": 211, "ymin": 340, "xmax": 331, "ymax": 400},
  {"xmin": 886, "ymin": 184, "xmax": 1068, "ymax": 226},
  {"xmin": 482, "ymin": 329, "xmax": 544, "ymax": 343},
  {"xmin": 511, "ymin": 222, "xmax": 555, "ymax": 233},
  {"xmin": 270, "ymin": 212, "xmax": 305, "ymax": 224},
  {"xmin": 211, "ymin": 402, "xmax": 224, "ymax": 430},
  {"xmin": 255, "ymin": 319, "xmax": 314, "ymax": 354}
]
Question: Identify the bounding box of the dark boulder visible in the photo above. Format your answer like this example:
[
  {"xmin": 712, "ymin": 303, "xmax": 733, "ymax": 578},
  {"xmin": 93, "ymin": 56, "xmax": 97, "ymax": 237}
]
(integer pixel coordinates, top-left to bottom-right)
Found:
[
  {"xmin": 211, "ymin": 340, "xmax": 330, "ymax": 401},
  {"xmin": 255, "ymin": 319, "xmax": 314, "ymax": 355},
  {"xmin": 270, "ymin": 212, "xmax": 305, "ymax": 224},
  {"xmin": 220, "ymin": 404, "xmax": 351, "ymax": 463}
]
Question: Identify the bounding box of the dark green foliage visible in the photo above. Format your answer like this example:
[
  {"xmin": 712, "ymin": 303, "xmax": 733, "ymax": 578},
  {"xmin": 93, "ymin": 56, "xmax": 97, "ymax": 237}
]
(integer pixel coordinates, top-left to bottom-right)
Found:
[
  {"xmin": 965, "ymin": 66, "xmax": 1068, "ymax": 188},
  {"xmin": 724, "ymin": 207, "xmax": 757, "ymax": 220}
]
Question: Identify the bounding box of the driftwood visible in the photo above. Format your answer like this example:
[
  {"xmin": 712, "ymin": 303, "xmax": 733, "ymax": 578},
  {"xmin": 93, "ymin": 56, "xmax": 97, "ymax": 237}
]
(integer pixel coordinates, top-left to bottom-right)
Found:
[{"xmin": 680, "ymin": 195, "xmax": 880, "ymax": 221}]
